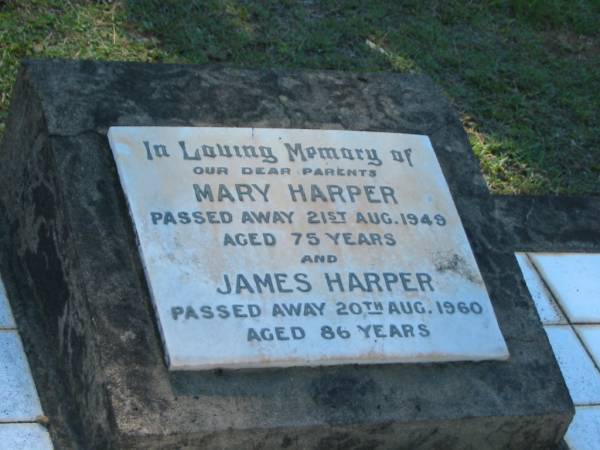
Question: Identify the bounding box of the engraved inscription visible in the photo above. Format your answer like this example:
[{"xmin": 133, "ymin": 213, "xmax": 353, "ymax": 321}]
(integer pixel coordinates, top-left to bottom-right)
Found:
[{"xmin": 108, "ymin": 127, "xmax": 509, "ymax": 370}]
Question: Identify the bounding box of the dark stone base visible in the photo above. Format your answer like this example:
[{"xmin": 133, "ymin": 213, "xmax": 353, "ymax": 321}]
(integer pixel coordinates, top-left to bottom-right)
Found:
[{"xmin": 0, "ymin": 60, "xmax": 576, "ymax": 449}]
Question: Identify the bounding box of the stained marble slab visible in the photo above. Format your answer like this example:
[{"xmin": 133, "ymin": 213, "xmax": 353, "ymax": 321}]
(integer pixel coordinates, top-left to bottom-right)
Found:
[
  {"xmin": 109, "ymin": 126, "xmax": 508, "ymax": 370},
  {"xmin": 530, "ymin": 253, "xmax": 600, "ymax": 323}
]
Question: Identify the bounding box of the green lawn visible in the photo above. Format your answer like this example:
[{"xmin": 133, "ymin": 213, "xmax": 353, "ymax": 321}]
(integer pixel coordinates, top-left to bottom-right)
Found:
[{"xmin": 1, "ymin": 0, "xmax": 598, "ymax": 194}]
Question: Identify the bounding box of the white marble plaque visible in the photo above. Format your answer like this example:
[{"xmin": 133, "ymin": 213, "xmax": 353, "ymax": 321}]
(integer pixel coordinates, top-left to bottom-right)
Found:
[{"xmin": 108, "ymin": 127, "xmax": 509, "ymax": 370}]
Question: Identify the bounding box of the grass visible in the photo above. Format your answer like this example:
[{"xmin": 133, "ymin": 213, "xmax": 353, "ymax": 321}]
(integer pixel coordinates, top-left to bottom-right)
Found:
[{"xmin": 1, "ymin": 0, "xmax": 598, "ymax": 194}]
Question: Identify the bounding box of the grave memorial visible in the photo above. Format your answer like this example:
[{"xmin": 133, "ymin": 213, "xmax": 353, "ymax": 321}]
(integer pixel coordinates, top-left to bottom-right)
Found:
[
  {"xmin": 0, "ymin": 60, "xmax": 572, "ymax": 448},
  {"xmin": 108, "ymin": 126, "xmax": 508, "ymax": 370}
]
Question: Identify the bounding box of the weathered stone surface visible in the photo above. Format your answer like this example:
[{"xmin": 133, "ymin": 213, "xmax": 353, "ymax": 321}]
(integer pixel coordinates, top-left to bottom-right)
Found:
[{"xmin": 0, "ymin": 59, "xmax": 573, "ymax": 449}]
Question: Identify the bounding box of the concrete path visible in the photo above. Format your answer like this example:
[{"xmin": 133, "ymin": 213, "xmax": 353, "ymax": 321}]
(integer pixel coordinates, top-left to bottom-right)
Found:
[
  {"xmin": 0, "ymin": 280, "xmax": 53, "ymax": 449},
  {"xmin": 517, "ymin": 253, "xmax": 600, "ymax": 450}
]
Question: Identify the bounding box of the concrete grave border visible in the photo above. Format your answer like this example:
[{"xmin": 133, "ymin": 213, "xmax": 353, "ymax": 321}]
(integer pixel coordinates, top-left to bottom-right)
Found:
[{"xmin": 0, "ymin": 60, "xmax": 578, "ymax": 449}]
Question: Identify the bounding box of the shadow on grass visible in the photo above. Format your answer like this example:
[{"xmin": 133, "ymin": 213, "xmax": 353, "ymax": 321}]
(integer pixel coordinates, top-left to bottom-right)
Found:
[{"xmin": 9, "ymin": 0, "xmax": 590, "ymax": 195}]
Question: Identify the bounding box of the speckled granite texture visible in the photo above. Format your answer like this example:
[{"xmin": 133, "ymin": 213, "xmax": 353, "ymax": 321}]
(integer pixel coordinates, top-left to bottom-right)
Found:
[{"xmin": 0, "ymin": 60, "xmax": 576, "ymax": 449}]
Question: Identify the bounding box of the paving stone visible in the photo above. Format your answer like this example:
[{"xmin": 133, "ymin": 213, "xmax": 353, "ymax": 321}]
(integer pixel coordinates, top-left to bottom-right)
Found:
[
  {"xmin": 530, "ymin": 253, "xmax": 600, "ymax": 323},
  {"xmin": 544, "ymin": 325, "xmax": 600, "ymax": 405},
  {"xmin": 565, "ymin": 406, "xmax": 600, "ymax": 450},
  {"xmin": 0, "ymin": 331, "xmax": 43, "ymax": 421},
  {"xmin": 0, "ymin": 279, "xmax": 15, "ymax": 329},
  {"xmin": 515, "ymin": 253, "xmax": 566, "ymax": 325},
  {"xmin": 0, "ymin": 423, "xmax": 53, "ymax": 450},
  {"xmin": 575, "ymin": 325, "xmax": 600, "ymax": 369}
]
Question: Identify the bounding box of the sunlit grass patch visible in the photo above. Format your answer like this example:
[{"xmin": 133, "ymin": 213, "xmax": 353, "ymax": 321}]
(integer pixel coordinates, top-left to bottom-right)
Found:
[{"xmin": 0, "ymin": 0, "xmax": 598, "ymax": 194}]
